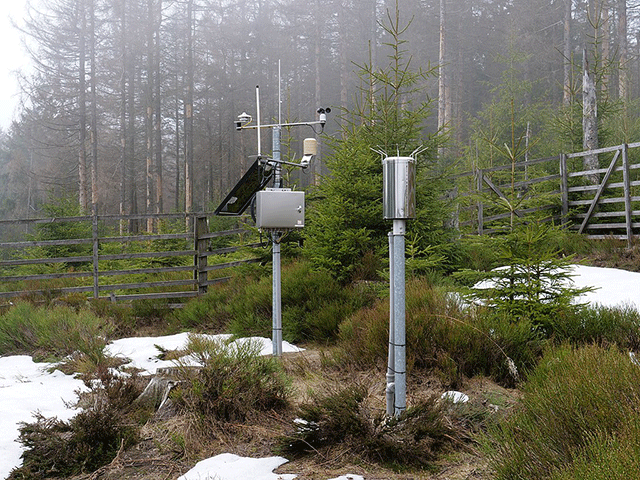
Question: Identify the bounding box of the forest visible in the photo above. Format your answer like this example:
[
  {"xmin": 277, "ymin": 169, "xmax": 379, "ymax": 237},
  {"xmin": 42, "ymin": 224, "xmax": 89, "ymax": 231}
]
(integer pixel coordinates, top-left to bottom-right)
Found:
[{"xmin": 0, "ymin": 0, "xmax": 639, "ymax": 229}]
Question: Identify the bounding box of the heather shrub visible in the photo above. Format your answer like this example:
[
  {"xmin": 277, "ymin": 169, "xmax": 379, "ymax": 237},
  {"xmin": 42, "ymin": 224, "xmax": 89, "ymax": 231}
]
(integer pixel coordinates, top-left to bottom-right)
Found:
[
  {"xmin": 171, "ymin": 336, "xmax": 290, "ymax": 422},
  {"xmin": 487, "ymin": 344, "xmax": 640, "ymax": 479},
  {"xmin": 10, "ymin": 370, "xmax": 144, "ymax": 479},
  {"xmin": 338, "ymin": 277, "xmax": 536, "ymax": 386},
  {"xmin": 0, "ymin": 302, "xmax": 111, "ymax": 363},
  {"xmin": 279, "ymin": 382, "xmax": 465, "ymax": 468}
]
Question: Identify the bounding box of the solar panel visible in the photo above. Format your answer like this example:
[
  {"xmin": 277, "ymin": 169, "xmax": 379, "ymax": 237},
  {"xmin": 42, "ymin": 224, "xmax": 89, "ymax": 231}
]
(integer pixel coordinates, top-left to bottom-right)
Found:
[{"xmin": 214, "ymin": 157, "xmax": 273, "ymax": 216}]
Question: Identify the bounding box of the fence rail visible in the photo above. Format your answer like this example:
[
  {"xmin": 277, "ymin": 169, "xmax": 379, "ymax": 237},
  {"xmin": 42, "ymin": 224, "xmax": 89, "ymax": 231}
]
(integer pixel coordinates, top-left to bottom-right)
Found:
[
  {"xmin": 457, "ymin": 142, "xmax": 640, "ymax": 245},
  {"xmin": 0, "ymin": 213, "xmax": 262, "ymax": 304}
]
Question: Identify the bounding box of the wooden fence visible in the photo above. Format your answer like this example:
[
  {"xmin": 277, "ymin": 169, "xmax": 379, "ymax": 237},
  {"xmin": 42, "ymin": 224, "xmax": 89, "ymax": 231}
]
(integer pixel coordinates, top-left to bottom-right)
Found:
[
  {"xmin": 0, "ymin": 213, "xmax": 263, "ymax": 304},
  {"xmin": 456, "ymin": 141, "xmax": 640, "ymax": 245}
]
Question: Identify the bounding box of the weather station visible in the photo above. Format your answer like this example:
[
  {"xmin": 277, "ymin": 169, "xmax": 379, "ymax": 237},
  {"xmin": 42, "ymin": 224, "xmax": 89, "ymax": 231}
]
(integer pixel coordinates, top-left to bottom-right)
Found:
[{"xmin": 215, "ymin": 76, "xmax": 330, "ymax": 357}]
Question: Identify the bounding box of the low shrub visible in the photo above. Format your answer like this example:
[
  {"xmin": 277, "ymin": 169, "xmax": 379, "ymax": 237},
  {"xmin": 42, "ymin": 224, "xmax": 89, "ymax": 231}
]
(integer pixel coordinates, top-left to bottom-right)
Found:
[
  {"xmin": 171, "ymin": 286, "xmax": 233, "ymax": 332},
  {"xmin": 279, "ymin": 382, "xmax": 464, "ymax": 468},
  {"xmin": 0, "ymin": 302, "xmax": 112, "ymax": 363},
  {"xmin": 171, "ymin": 336, "xmax": 290, "ymax": 423},
  {"xmin": 549, "ymin": 304, "xmax": 640, "ymax": 349},
  {"xmin": 486, "ymin": 344, "xmax": 640, "ymax": 480},
  {"xmin": 228, "ymin": 260, "xmax": 376, "ymax": 343},
  {"xmin": 549, "ymin": 418, "xmax": 640, "ymax": 479},
  {"xmin": 338, "ymin": 278, "xmax": 535, "ymax": 386},
  {"xmin": 10, "ymin": 369, "xmax": 145, "ymax": 480}
]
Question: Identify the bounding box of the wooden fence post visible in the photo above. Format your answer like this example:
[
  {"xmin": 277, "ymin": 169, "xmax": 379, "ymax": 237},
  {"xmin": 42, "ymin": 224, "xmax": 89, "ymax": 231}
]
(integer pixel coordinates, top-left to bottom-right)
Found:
[
  {"xmin": 92, "ymin": 211, "xmax": 99, "ymax": 299},
  {"xmin": 195, "ymin": 216, "xmax": 208, "ymax": 295},
  {"xmin": 560, "ymin": 153, "xmax": 568, "ymax": 225},
  {"xmin": 622, "ymin": 143, "xmax": 633, "ymax": 247},
  {"xmin": 476, "ymin": 168, "xmax": 484, "ymax": 235}
]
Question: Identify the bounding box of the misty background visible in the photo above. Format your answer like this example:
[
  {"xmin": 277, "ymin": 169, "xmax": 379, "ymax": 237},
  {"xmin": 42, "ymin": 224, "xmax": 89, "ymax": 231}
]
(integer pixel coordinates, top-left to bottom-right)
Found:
[{"xmin": 0, "ymin": 0, "xmax": 638, "ymax": 226}]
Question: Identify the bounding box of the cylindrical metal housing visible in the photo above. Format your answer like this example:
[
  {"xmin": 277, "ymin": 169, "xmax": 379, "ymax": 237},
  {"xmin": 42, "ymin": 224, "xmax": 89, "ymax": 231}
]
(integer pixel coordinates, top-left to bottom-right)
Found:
[{"xmin": 383, "ymin": 156, "xmax": 416, "ymax": 219}]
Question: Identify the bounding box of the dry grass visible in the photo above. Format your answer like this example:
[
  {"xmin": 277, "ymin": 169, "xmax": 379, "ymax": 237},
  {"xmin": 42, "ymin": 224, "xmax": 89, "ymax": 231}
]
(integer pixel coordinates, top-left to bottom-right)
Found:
[{"xmin": 62, "ymin": 346, "xmax": 512, "ymax": 480}]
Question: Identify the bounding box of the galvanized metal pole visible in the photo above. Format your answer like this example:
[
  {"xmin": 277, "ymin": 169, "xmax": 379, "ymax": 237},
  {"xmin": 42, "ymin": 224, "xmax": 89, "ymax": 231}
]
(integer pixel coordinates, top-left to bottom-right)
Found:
[
  {"xmin": 272, "ymin": 234, "xmax": 282, "ymax": 356},
  {"xmin": 392, "ymin": 219, "xmax": 406, "ymax": 416},
  {"xmin": 272, "ymin": 124, "xmax": 283, "ymax": 356},
  {"xmin": 386, "ymin": 232, "xmax": 396, "ymax": 416}
]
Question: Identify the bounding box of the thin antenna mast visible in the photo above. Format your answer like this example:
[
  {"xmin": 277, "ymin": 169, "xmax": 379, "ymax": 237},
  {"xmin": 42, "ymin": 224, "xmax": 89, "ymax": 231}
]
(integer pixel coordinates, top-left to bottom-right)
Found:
[
  {"xmin": 278, "ymin": 60, "xmax": 282, "ymax": 126},
  {"xmin": 256, "ymin": 86, "xmax": 261, "ymax": 156}
]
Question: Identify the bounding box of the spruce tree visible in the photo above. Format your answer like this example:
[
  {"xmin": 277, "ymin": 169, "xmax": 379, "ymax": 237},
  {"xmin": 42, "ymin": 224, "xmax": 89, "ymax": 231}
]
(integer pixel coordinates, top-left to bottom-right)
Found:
[{"xmin": 304, "ymin": 4, "xmax": 449, "ymax": 283}]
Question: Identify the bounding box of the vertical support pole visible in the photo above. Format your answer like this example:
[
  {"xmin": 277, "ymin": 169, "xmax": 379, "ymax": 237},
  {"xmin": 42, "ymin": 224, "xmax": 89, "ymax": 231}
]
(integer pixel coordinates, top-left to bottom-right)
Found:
[
  {"xmin": 622, "ymin": 144, "xmax": 633, "ymax": 247},
  {"xmin": 392, "ymin": 219, "xmax": 406, "ymax": 417},
  {"xmin": 195, "ymin": 216, "xmax": 208, "ymax": 295},
  {"xmin": 560, "ymin": 153, "xmax": 569, "ymax": 225},
  {"xmin": 386, "ymin": 232, "xmax": 395, "ymax": 417},
  {"xmin": 477, "ymin": 169, "xmax": 483, "ymax": 234},
  {"xmin": 92, "ymin": 209, "xmax": 99, "ymax": 299},
  {"xmin": 272, "ymin": 233, "xmax": 282, "ymax": 356}
]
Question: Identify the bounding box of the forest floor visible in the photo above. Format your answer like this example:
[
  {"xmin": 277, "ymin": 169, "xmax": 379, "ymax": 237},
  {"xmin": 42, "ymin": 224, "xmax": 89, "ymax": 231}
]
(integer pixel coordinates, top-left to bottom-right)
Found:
[{"xmin": 68, "ymin": 347, "xmax": 518, "ymax": 480}]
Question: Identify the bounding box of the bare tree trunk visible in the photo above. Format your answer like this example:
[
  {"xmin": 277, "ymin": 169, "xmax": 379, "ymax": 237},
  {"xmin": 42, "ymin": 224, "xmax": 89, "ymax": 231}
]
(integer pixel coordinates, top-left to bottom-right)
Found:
[
  {"xmin": 563, "ymin": 0, "xmax": 572, "ymax": 106},
  {"xmin": 89, "ymin": 0, "xmax": 98, "ymax": 214},
  {"xmin": 78, "ymin": 0, "xmax": 88, "ymax": 212},
  {"xmin": 145, "ymin": 0, "xmax": 155, "ymax": 232},
  {"xmin": 126, "ymin": 43, "xmax": 138, "ymax": 233},
  {"xmin": 583, "ymin": 48, "xmax": 599, "ymax": 184},
  {"xmin": 438, "ymin": 0, "xmax": 448, "ymax": 157},
  {"xmin": 601, "ymin": 1, "xmax": 610, "ymax": 95},
  {"xmin": 185, "ymin": 0, "xmax": 194, "ymax": 223},
  {"xmin": 618, "ymin": 0, "xmax": 628, "ymax": 104},
  {"xmin": 175, "ymin": 71, "xmax": 181, "ymax": 212},
  {"xmin": 338, "ymin": 0, "xmax": 348, "ymax": 110},
  {"xmin": 119, "ymin": 0, "xmax": 127, "ymax": 235},
  {"xmin": 154, "ymin": 0, "xmax": 163, "ymax": 217}
]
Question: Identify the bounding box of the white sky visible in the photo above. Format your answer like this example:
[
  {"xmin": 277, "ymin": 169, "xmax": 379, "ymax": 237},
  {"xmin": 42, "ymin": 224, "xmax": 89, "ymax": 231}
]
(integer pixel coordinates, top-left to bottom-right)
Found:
[
  {"xmin": 0, "ymin": 0, "xmax": 30, "ymax": 130},
  {"xmin": 1, "ymin": 265, "xmax": 640, "ymax": 479}
]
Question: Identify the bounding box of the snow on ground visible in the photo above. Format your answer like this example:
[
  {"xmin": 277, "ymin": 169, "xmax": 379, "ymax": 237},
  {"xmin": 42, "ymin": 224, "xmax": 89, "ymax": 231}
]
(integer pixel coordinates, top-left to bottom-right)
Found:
[
  {"xmin": 1, "ymin": 265, "xmax": 639, "ymax": 479},
  {"xmin": 569, "ymin": 265, "xmax": 640, "ymax": 312}
]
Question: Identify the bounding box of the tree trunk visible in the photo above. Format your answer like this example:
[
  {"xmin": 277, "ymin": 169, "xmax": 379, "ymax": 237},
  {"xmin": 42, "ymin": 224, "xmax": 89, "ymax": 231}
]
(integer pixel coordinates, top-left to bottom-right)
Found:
[
  {"xmin": 126, "ymin": 39, "xmax": 138, "ymax": 233},
  {"xmin": 618, "ymin": 0, "xmax": 627, "ymax": 104},
  {"xmin": 583, "ymin": 48, "xmax": 599, "ymax": 184},
  {"xmin": 78, "ymin": 0, "xmax": 88, "ymax": 212},
  {"xmin": 601, "ymin": 1, "xmax": 609, "ymax": 95},
  {"xmin": 154, "ymin": 0, "xmax": 163, "ymax": 217},
  {"xmin": 119, "ymin": 0, "xmax": 127, "ymax": 235},
  {"xmin": 438, "ymin": 0, "xmax": 449, "ymax": 158},
  {"xmin": 185, "ymin": 0, "xmax": 194, "ymax": 222},
  {"xmin": 563, "ymin": 0, "xmax": 572, "ymax": 106},
  {"xmin": 145, "ymin": 0, "xmax": 155, "ymax": 232},
  {"xmin": 89, "ymin": 0, "xmax": 98, "ymax": 213},
  {"xmin": 175, "ymin": 71, "xmax": 181, "ymax": 212}
]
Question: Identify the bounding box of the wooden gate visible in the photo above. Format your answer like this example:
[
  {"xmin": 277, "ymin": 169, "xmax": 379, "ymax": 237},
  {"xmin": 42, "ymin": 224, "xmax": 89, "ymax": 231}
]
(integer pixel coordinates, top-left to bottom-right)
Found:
[{"xmin": 456, "ymin": 141, "xmax": 640, "ymax": 245}]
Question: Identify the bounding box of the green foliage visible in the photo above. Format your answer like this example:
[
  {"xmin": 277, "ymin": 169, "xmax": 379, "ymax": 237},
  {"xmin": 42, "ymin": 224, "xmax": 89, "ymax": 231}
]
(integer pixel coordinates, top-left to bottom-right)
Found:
[
  {"xmin": 455, "ymin": 222, "xmax": 591, "ymax": 333},
  {"xmin": 171, "ymin": 336, "xmax": 289, "ymax": 422},
  {"xmin": 305, "ymin": 7, "xmax": 449, "ymax": 283},
  {"xmin": 171, "ymin": 285, "xmax": 233, "ymax": 332},
  {"xmin": 486, "ymin": 344, "xmax": 640, "ymax": 480},
  {"xmin": 338, "ymin": 277, "xmax": 537, "ymax": 387},
  {"xmin": 227, "ymin": 260, "xmax": 375, "ymax": 343},
  {"xmin": 0, "ymin": 302, "xmax": 112, "ymax": 362},
  {"xmin": 26, "ymin": 195, "xmax": 93, "ymax": 266},
  {"xmin": 549, "ymin": 419, "xmax": 640, "ymax": 480}
]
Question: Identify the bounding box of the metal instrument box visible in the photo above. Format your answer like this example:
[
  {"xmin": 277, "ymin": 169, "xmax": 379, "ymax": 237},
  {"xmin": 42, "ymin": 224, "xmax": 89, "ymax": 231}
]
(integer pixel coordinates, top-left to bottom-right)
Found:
[
  {"xmin": 256, "ymin": 189, "xmax": 305, "ymax": 229},
  {"xmin": 383, "ymin": 156, "xmax": 416, "ymax": 220}
]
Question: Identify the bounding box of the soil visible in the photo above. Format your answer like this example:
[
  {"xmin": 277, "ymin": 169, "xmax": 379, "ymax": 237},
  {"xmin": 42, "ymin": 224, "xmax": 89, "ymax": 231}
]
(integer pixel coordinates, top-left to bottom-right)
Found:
[{"xmin": 68, "ymin": 348, "xmax": 519, "ymax": 480}]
